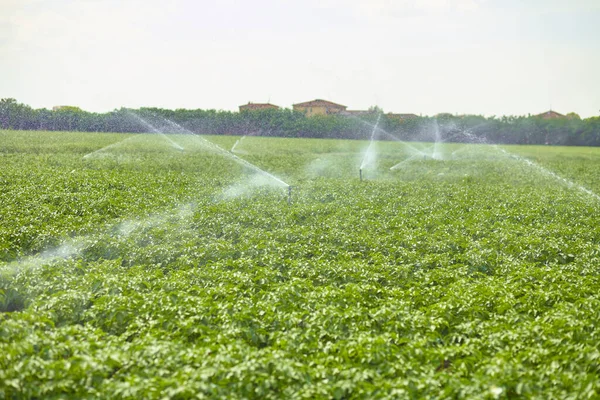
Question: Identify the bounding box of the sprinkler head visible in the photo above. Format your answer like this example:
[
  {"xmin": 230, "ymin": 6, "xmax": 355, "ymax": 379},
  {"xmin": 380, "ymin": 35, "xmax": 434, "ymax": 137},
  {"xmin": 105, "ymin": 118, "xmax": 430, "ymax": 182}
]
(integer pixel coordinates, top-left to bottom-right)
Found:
[{"xmin": 360, "ymin": 168, "xmax": 363, "ymax": 182}]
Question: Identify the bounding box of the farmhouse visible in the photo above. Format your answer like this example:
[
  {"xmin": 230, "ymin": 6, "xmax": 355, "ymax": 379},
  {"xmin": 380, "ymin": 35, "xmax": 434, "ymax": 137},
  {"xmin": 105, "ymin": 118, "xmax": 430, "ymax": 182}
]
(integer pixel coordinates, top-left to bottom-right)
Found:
[
  {"xmin": 239, "ymin": 102, "xmax": 279, "ymax": 112},
  {"xmin": 535, "ymin": 110, "xmax": 565, "ymax": 119},
  {"xmin": 293, "ymin": 99, "xmax": 347, "ymax": 117}
]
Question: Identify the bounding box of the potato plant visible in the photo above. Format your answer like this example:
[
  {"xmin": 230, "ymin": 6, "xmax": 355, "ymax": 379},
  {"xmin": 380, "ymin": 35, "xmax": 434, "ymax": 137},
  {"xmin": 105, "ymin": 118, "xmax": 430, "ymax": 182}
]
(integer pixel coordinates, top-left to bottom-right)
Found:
[{"xmin": 1, "ymin": 130, "xmax": 600, "ymax": 399}]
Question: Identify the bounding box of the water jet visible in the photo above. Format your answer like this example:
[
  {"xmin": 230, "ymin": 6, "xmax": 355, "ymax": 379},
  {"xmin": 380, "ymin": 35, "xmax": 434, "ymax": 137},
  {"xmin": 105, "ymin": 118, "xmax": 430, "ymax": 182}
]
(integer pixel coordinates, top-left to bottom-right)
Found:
[
  {"xmin": 359, "ymin": 113, "xmax": 382, "ymax": 180},
  {"xmin": 150, "ymin": 115, "xmax": 291, "ymax": 201},
  {"xmin": 231, "ymin": 135, "xmax": 246, "ymax": 153},
  {"xmin": 127, "ymin": 112, "xmax": 185, "ymax": 151}
]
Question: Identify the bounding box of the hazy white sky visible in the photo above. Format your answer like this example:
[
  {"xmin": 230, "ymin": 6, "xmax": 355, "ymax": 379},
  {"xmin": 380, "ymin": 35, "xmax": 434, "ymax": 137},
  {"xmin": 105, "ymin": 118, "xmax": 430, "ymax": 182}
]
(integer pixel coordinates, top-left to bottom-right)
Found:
[{"xmin": 1, "ymin": 0, "xmax": 599, "ymax": 117}]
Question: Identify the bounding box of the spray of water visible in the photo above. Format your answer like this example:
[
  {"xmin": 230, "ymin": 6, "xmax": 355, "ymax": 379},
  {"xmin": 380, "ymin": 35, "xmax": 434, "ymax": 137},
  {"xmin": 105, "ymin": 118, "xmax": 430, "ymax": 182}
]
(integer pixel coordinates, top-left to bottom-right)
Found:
[
  {"xmin": 404, "ymin": 118, "xmax": 453, "ymax": 161},
  {"xmin": 498, "ymin": 147, "xmax": 600, "ymax": 202},
  {"xmin": 2, "ymin": 114, "xmax": 295, "ymax": 277},
  {"xmin": 83, "ymin": 134, "xmax": 141, "ymax": 159},
  {"xmin": 155, "ymin": 115, "xmax": 289, "ymax": 188},
  {"xmin": 389, "ymin": 122, "xmax": 502, "ymax": 170},
  {"xmin": 127, "ymin": 112, "xmax": 185, "ymax": 151},
  {"xmin": 218, "ymin": 174, "xmax": 285, "ymax": 201},
  {"xmin": 385, "ymin": 120, "xmax": 600, "ymax": 202},
  {"xmin": 360, "ymin": 113, "xmax": 382, "ymax": 172},
  {"xmin": 305, "ymin": 157, "xmax": 334, "ymax": 177},
  {"xmin": 349, "ymin": 114, "xmax": 427, "ymax": 157},
  {"xmin": 1, "ymin": 202, "xmax": 197, "ymax": 278},
  {"xmin": 356, "ymin": 115, "xmax": 447, "ymax": 171},
  {"xmin": 390, "ymin": 152, "xmax": 427, "ymax": 170},
  {"xmin": 231, "ymin": 135, "xmax": 247, "ymax": 154},
  {"xmin": 456, "ymin": 129, "xmax": 600, "ymax": 202},
  {"xmin": 431, "ymin": 120, "xmax": 443, "ymax": 160},
  {"xmin": 1, "ymin": 241, "xmax": 85, "ymax": 278}
]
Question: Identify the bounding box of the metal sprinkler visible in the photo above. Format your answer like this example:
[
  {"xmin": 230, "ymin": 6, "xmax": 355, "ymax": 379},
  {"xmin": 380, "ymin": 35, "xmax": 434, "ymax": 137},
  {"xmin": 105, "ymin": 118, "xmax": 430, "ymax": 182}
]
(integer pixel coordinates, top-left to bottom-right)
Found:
[
  {"xmin": 360, "ymin": 168, "xmax": 363, "ymax": 182},
  {"xmin": 287, "ymin": 185, "xmax": 293, "ymax": 205}
]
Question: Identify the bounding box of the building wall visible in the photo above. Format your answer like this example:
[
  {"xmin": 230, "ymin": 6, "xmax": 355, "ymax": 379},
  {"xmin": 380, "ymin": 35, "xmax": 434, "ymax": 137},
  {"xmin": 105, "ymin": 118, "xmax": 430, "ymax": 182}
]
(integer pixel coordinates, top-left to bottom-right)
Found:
[{"xmin": 293, "ymin": 105, "xmax": 345, "ymax": 117}]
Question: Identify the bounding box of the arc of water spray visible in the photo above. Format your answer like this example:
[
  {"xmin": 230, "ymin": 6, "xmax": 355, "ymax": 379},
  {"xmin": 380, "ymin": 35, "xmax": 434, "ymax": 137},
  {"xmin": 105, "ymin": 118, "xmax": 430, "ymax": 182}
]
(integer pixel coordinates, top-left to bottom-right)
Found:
[
  {"xmin": 389, "ymin": 122, "xmax": 503, "ymax": 170},
  {"xmin": 1, "ymin": 241, "xmax": 85, "ymax": 277},
  {"xmin": 457, "ymin": 130, "xmax": 600, "ymax": 203},
  {"xmin": 1, "ymin": 203, "xmax": 196, "ymax": 278},
  {"xmin": 497, "ymin": 147, "xmax": 600, "ymax": 202},
  {"xmin": 349, "ymin": 114, "xmax": 426, "ymax": 157},
  {"xmin": 127, "ymin": 112, "xmax": 185, "ymax": 151},
  {"xmin": 388, "ymin": 141, "xmax": 435, "ymax": 170},
  {"xmin": 383, "ymin": 121, "xmax": 600, "ymax": 202},
  {"xmin": 158, "ymin": 117, "xmax": 292, "ymax": 203},
  {"xmin": 390, "ymin": 152, "xmax": 426, "ymax": 170},
  {"xmin": 389, "ymin": 132, "xmax": 459, "ymax": 170},
  {"xmin": 389, "ymin": 141, "xmax": 467, "ymax": 170},
  {"xmin": 359, "ymin": 113, "xmax": 382, "ymax": 181},
  {"xmin": 156, "ymin": 117, "xmax": 289, "ymax": 188},
  {"xmin": 231, "ymin": 135, "xmax": 246, "ymax": 153},
  {"xmin": 83, "ymin": 134, "xmax": 141, "ymax": 159},
  {"xmin": 353, "ymin": 116, "xmax": 491, "ymax": 165},
  {"xmin": 431, "ymin": 121, "xmax": 443, "ymax": 160}
]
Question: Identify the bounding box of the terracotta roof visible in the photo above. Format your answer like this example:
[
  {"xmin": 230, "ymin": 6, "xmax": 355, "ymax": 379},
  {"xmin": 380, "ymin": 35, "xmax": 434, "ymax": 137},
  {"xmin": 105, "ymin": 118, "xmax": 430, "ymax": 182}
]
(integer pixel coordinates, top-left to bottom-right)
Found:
[
  {"xmin": 239, "ymin": 102, "xmax": 279, "ymax": 110},
  {"xmin": 535, "ymin": 110, "xmax": 565, "ymax": 119},
  {"xmin": 292, "ymin": 99, "xmax": 347, "ymax": 109}
]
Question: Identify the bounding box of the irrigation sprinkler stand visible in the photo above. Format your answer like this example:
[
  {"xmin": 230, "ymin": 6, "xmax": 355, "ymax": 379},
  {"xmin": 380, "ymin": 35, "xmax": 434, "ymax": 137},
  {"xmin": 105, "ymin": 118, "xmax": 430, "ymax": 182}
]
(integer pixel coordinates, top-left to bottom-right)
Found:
[
  {"xmin": 287, "ymin": 186, "xmax": 292, "ymax": 205},
  {"xmin": 360, "ymin": 168, "xmax": 363, "ymax": 182}
]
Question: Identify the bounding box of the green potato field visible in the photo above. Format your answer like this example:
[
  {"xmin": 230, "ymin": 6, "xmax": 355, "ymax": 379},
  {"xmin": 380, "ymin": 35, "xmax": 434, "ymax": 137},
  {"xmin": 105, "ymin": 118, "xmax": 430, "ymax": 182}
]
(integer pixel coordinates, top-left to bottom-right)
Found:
[{"xmin": 1, "ymin": 130, "xmax": 600, "ymax": 399}]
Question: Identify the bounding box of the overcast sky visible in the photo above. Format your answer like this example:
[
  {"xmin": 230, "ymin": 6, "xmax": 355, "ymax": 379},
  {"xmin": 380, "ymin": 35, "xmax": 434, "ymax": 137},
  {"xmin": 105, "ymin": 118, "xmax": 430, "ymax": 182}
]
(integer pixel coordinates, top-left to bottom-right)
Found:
[{"xmin": 1, "ymin": 0, "xmax": 599, "ymax": 117}]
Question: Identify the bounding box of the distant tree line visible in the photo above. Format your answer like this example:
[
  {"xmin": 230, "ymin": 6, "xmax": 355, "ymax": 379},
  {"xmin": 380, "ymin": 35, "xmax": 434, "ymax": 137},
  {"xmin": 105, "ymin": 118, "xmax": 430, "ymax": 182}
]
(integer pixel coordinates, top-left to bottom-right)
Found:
[{"xmin": 2, "ymin": 98, "xmax": 600, "ymax": 146}]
